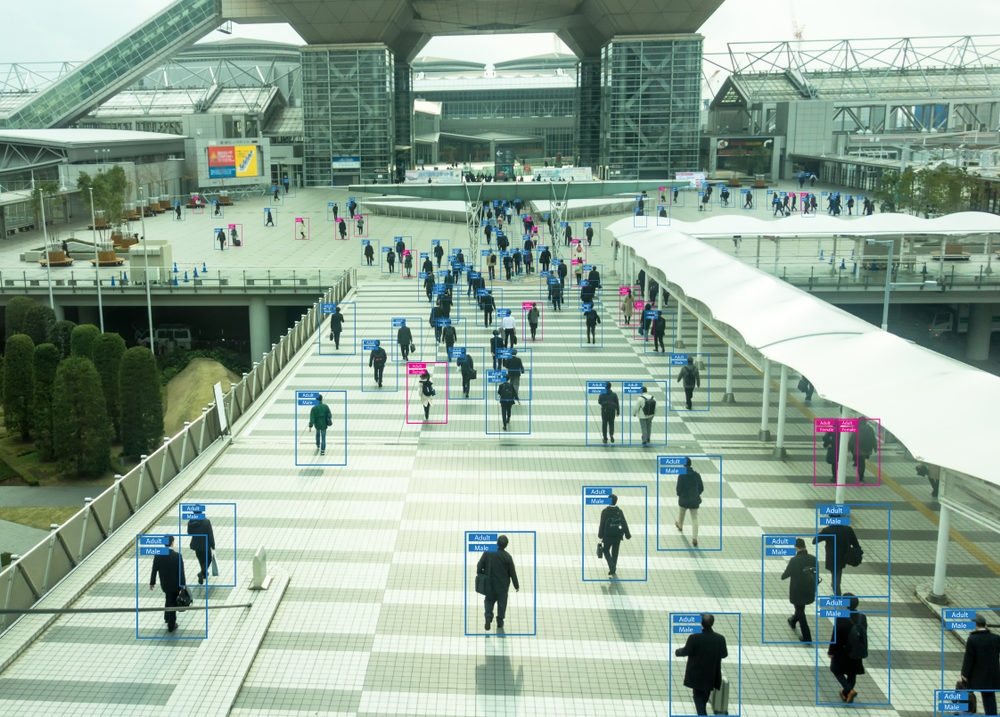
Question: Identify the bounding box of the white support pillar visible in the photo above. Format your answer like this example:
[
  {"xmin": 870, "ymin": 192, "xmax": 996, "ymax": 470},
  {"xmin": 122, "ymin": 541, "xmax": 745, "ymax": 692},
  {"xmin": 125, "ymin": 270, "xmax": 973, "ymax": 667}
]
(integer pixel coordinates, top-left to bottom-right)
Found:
[
  {"xmin": 834, "ymin": 406, "xmax": 850, "ymax": 505},
  {"xmin": 675, "ymin": 302, "xmax": 686, "ymax": 349},
  {"xmin": 722, "ymin": 345, "xmax": 735, "ymax": 403},
  {"xmin": 774, "ymin": 364, "xmax": 788, "ymax": 458},
  {"xmin": 695, "ymin": 319, "xmax": 705, "ymax": 369},
  {"xmin": 758, "ymin": 359, "xmax": 771, "ymax": 441},
  {"xmin": 249, "ymin": 297, "xmax": 270, "ymax": 361},
  {"xmin": 930, "ymin": 470, "xmax": 951, "ymax": 604}
]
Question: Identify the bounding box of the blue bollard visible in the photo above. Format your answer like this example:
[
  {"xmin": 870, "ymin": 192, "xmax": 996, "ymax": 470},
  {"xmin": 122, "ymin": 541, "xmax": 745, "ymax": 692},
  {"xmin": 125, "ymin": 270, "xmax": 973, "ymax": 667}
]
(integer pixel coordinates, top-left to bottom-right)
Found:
[
  {"xmin": 853, "ymin": 262, "xmax": 858, "ymax": 275},
  {"xmin": 829, "ymin": 256, "xmax": 834, "ymax": 264},
  {"xmin": 840, "ymin": 259, "xmax": 846, "ymax": 270},
  {"xmin": 173, "ymin": 262, "xmax": 178, "ymax": 273},
  {"xmin": 110, "ymin": 276, "xmax": 116, "ymax": 286},
  {"xmin": 173, "ymin": 276, "xmax": 178, "ymax": 286},
  {"xmin": 870, "ymin": 261, "xmax": 877, "ymax": 271},
  {"xmin": 184, "ymin": 271, "xmax": 189, "ymax": 282},
  {"xmin": 921, "ymin": 262, "xmax": 928, "ymax": 276},
  {"xmin": 123, "ymin": 271, "xmax": 128, "ymax": 282},
  {"xmin": 850, "ymin": 249, "xmax": 855, "ymax": 259},
  {"xmin": 202, "ymin": 262, "xmax": 207, "ymax": 272},
  {"xmin": 194, "ymin": 268, "xmax": 199, "ymax": 278},
  {"xmin": 819, "ymin": 249, "xmax": 824, "ymax": 260}
]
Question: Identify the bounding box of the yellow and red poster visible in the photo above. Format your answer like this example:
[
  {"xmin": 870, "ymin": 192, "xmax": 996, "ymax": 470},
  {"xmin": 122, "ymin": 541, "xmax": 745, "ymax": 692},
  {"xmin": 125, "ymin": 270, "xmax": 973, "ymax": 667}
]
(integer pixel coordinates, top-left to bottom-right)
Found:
[{"xmin": 208, "ymin": 144, "xmax": 259, "ymax": 178}]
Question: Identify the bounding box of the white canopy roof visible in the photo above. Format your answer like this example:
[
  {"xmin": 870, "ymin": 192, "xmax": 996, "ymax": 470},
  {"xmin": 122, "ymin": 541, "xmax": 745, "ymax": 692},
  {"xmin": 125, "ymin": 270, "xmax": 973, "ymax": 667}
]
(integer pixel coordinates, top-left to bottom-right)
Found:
[
  {"xmin": 612, "ymin": 216, "xmax": 1000, "ymax": 483},
  {"xmin": 662, "ymin": 211, "xmax": 1000, "ymax": 238}
]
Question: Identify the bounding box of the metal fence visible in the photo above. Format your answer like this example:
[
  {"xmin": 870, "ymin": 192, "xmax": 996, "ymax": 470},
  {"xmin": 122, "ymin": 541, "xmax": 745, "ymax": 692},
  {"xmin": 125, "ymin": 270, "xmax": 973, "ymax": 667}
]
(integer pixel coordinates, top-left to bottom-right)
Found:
[{"xmin": 0, "ymin": 267, "xmax": 355, "ymax": 632}]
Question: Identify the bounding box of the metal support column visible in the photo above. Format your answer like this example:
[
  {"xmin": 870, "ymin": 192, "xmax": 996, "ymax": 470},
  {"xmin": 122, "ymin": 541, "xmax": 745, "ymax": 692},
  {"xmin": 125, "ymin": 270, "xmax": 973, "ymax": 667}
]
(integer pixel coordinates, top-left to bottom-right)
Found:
[
  {"xmin": 722, "ymin": 345, "xmax": 735, "ymax": 403},
  {"xmin": 834, "ymin": 406, "xmax": 850, "ymax": 505},
  {"xmin": 774, "ymin": 364, "xmax": 788, "ymax": 458},
  {"xmin": 758, "ymin": 359, "xmax": 771, "ymax": 441},
  {"xmin": 675, "ymin": 303, "xmax": 686, "ymax": 349},
  {"xmin": 929, "ymin": 470, "xmax": 951, "ymax": 604}
]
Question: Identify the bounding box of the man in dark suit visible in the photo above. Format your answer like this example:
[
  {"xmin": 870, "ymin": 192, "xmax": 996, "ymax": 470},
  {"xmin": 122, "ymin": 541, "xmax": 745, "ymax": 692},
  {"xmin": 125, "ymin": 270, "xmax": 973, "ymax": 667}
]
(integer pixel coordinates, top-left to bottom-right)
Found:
[
  {"xmin": 675, "ymin": 614, "xmax": 729, "ymax": 715},
  {"xmin": 598, "ymin": 494, "xmax": 631, "ymax": 577},
  {"xmin": 813, "ymin": 522, "xmax": 859, "ymax": 595},
  {"xmin": 476, "ymin": 534, "xmax": 519, "ymax": 633},
  {"xmin": 962, "ymin": 614, "xmax": 1000, "ymax": 714},
  {"xmin": 187, "ymin": 512, "xmax": 216, "ymax": 585},
  {"xmin": 781, "ymin": 538, "xmax": 817, "ymax": 642},
  {"xmin": 148, "ymin": 535, "xmax": 186, "ymax": 632}
]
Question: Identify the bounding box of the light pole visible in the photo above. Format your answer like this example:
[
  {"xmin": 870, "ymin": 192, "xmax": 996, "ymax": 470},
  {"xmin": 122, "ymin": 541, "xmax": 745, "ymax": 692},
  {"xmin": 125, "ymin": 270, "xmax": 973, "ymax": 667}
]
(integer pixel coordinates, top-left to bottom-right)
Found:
[
  {"xmin": 866, "ymin": 238, "xmax": 937, "ymax": 331},
  {"xmin": 138, "ymin": 187, "xmax": 155, "ymax": 353},
  {"xmin": 36, "ymin": 182, "xmax": 55, "ymax": 310},
  {"xmin": 88, "ymin": 187, "xmax": 105, "ymax": 331}
]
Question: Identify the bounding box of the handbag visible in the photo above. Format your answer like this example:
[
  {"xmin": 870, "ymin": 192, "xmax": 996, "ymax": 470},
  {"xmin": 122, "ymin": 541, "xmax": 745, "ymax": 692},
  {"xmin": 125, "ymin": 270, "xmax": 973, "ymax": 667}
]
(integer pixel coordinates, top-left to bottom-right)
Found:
[
  {"xmin": 956, "ymin": 678, "xmax": 977, "ymax": 713},
  {"xmin": 176, "ymin": 587, "xmax": 193, "ymax": 607},
  {"xmin": 410, "ymin": 343, "xmax": 416, "ymax": 353},
  {"xmin": 474, "ymin": 573, "xmax": 489, "ymax": 596},
  {"xmin": 597, "ymin": 542, "xmax": 604, "ymax": 560},
  {"xmin": 844, "ymin": 543, "xmax": 864, "ymax": 567},
  {"xmin": 210, "ymin": 552, "xmax": 219, "ymax": 577},
  {"xmin": 470, "ymin": 369, "xmax": 477, "ymax": 380}
]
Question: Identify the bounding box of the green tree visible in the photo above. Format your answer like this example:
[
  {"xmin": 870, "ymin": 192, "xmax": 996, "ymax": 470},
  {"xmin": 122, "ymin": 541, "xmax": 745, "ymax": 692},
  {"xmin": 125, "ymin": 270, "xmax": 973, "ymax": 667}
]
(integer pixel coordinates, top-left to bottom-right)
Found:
[
  {"xmin": 915, "ymin": 165, "xmax": 971, "ymax": 217},
  {"xmin": 52, "ymin": 357, "xmax": 111, "ymax": 477},
  {"xmin": 4, "ymin": 297, "xmax": 36, "ymax": 340},
  {"xmin": 70, "ymin": 324, "xmax": 100, "ymax": 358},
  {"xmin": 3, "ymin": 334, "xmax": 35, "ymax": 440},
  {"xmin": 77, "ymin": 166, "xmax": 129, "ymax": 232},
  {"xmin": 120, "ymin": 347, "xmax": 163, "ymax": 458},
  {"xmin": 23, "ymin": 303, "xmax": 56, "ymax": 347},
  {"xmin": 91, "ymin": 333, "xmax": 126, "ymax": 442},
  {"xmin": 48, "ymin": 320, "xmax": 76, "ymax": 358},
  {"xmin": 32, "ymin": 343, "xmax": 60, "ymax": 461}
]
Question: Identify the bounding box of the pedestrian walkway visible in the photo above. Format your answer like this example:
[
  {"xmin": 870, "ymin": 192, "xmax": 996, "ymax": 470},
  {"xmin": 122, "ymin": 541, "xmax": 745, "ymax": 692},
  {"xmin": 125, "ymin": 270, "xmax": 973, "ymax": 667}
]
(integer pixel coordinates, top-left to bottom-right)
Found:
[{"xmin": 0, "ymin": 203, "xmax": 994, "ymax": 717}]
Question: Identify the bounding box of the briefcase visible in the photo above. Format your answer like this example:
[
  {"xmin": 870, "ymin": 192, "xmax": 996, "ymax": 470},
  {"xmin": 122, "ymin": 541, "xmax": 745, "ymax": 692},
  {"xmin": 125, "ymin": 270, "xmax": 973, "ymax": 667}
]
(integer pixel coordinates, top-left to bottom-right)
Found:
[
  {"xmin": 475, "ymin": 574, "xmax": 489, "ymax": 596},
  {"xmin": 710, "ymin": 674, "xmax": 730, "ymax": 715}
]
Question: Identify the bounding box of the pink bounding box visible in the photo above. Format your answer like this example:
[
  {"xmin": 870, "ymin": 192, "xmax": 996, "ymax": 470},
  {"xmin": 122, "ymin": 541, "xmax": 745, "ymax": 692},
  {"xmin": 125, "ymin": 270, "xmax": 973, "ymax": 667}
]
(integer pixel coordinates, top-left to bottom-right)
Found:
[
  {"xmin": 405, "ymin": 361, "xmax": 448, "ymax": 425},
  {"xmin": 521, "ymin": 301, "xmax": 543, "ymax": 341}
]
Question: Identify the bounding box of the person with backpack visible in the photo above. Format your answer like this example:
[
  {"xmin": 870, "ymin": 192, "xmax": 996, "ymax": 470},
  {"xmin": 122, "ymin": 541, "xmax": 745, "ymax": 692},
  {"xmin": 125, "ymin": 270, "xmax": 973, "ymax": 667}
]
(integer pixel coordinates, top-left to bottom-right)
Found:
[
  {"xmin": 598, "ymin": 381, "xmax": 619, "ymax": 445},
  {"xmin": 677, "ymin": 356, "xmax": 701, "ymax": 410},
  {"xmin": 368, "ymin": 340, "xmax": 387, "ymax": 388},
  {"xmin": 584, "ymin": 305, "xmax": 601, "ymax": 344},
  {"xmin": 416, "ymin": 371, "xmax": 435, "ymax": 420},
  {"xmin": 397, "ymin": 320, "xmax": 413, "ymax": 362},
  {"xmin": 308, "ymin": 394, "xmax": 333, "ymax": 456},
  {"xmin": 631, "ymin": 386, "xmax": 656, "ymax": 445},
  {"xmin": 781, "ymin": 538, "xmax": 817, "ymax": 642},
  {"xmin": 327, "ymin": 306, "xmax": 345, "ymax": 350},
  {"xmin": 496, "ymin": 374, "xmax": 520, "ymax": 430},
  {"xmin": 813, "ymin": 522, "xmax": 861, "ymax": 595},
  {"xmin": 652, "ymin": 310, "xmax": 668, "ymax": 353},
  {"xmin": 849, "ymin": 420, "xmax": 877, "ymax": 482},
  {"xmin": 674, "ymin": 613, "xmax": 729, "ymax": 716},
  {"xmin": 827, "ymin": 593, "xmax": 866, "ymax": 704},
  {"xmin": 674, "ymin": 457, "xmax": 704, "ymax": 546},
  {"xmin": 597, "ymin": 493, "xmax": 631, "ymax": 577},
  {"xmin": 457, "ymin": 350, "xmax": 476, "ymax": 399},
  {"xmin": 527, "ymin": 303, "xmax": 540, "ymax": 340},
  {"xmin": 961, "ymin": 613, "xmax": 1000, "ymax": 715}
]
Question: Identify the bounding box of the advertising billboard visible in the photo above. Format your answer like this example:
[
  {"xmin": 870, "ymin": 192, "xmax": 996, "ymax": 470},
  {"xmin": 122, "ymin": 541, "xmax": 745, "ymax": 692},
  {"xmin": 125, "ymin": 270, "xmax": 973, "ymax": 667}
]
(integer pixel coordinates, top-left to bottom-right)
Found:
[{"xmin": 208, "ymin": 144, "xmax": 261, "ymax": 179}]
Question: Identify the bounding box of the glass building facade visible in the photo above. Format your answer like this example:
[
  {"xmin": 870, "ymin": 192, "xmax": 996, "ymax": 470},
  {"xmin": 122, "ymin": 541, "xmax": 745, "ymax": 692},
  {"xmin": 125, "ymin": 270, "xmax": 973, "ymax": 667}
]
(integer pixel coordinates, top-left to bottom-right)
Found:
[
  {"xmin": 601, "ymin": 35, "xmax": 703, "ymax": 179},
  {"xmin": 301, "ymin": 45, "xmax": 396, "ymax": 185}
]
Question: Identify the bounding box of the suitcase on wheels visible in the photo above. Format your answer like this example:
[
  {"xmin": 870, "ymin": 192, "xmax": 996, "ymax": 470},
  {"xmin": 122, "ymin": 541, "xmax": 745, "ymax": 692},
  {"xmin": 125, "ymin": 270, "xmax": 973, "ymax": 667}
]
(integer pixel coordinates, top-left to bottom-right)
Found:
[{"xmin": 710, "ymin": 675, "xmax": 730, "ymax": 715}]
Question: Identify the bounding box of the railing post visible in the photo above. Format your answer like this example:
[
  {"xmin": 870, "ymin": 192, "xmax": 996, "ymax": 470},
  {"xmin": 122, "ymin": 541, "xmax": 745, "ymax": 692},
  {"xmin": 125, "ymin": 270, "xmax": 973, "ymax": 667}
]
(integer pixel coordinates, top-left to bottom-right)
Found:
[{"xmin": 76, "ymin": 497, "xmax": 94, "ymax": 562}]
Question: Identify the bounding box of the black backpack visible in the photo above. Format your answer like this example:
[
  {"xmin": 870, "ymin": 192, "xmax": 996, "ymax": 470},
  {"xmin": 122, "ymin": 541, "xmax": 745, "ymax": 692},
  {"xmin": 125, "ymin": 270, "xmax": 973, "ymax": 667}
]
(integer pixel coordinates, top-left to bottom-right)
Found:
[
  {"xmin": 422, "ymin": 381, "xmax": 434, "ymax": 397},
  {"xmin": 604, "ymin": 509, "xmax": 625, "ymax": 540},
  {"xmin": 847, "ymin": 614, "xmax": 868, "ymax": 660},
  {"xmin": 642, "ymin": 396, "xmax": 656, "ymax": 416}
]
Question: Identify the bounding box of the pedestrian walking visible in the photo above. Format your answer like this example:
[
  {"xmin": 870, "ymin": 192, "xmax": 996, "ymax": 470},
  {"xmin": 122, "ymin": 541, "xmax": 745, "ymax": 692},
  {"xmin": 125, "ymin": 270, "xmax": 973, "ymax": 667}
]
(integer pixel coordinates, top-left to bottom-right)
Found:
[
  {"xmin": 503, "ymin": 349, "xmax": 524, "ymax": 394},
  {"xmin": 653, "ymin": 310, "xmax": 667, "ymax": 352},
  {"xmin": 677, "ymin": 357, "xmax": 701, "ymax": 409},
  {"xmin": 848, "ymin": 421, "xmax": 877, "ymax": 483},
  {"xmin": 539, "ymin": 247, "xmax": 551, "ymax": 273},
  {"xmin": 481, "ymin": 290, "xmax": 495, "ymax": 326},
  {"xmin": 501, "ymin": 312, "xmax": 517, "ymax": 348},
  {"xmin": 175, "ymin": 203, "xmax": 182, "ymax": 220},
  {"xmin": 397, "ymin": 320, "xmax": 413, "ymax": 361},
  {"xmin": 674, "ymin": 457, "xmax": 703, "ymax": 546},
  {"xmin": 823, "ymin": 431, "xmax": 840, "ymax": 483},
  {"xmin": 674, "ymin": 614, "xmax": 729, "ymax": 716},
  {"xmin": 265, "ymin": 209, "xmax": 274, "ymax": 226},
  {"xmin": 308, "ymin": 394, "xmax": 333, "ymax": 457},
  {"xmin": 386, "ymin": 249, "xmax": 396, "ymax": 273},
  {"xmin": 585, "ymin": 224, "xmax": 594, "ymax": 246},
  {"xmin": 476, "ymin": 534, "xmax": 519, "ymax": 632},
  {"xmin": 527, "ymin": 303, "xmax": 540, "ymax": 339},
  {"xmin": 338, "ymin": 219, "xmax": 347, "ymax": 239},
  {"xmin": 598, "ymin": 494, "xmax": 631, "ymax": 577},
  {"xmin": 827, "ymin": 593, "xmax": 867, "ymax": 704},
  {"xmin": 148, "ymin": 535, "xmax": 186, "ymax": 633},
  {"xmin": 781, "ymin": 538, "xmax": 817, "ymax": 642},
  {"xmin": 813, "ymin": 522, "xmax": 860, "ymax": 595},
  {"xmin": 457, "ymin": 350, "xmax": 476, "ymax": 398},
  {"xmin": 186, "ymin": 510, "xmax": 215, "ymax": 585},
  {"xmin": 328, "ymin": 306, "xmax": 344, "ymax": 350},
  {"xmin": 584, "ymin": 304, "xmax": 601, "ymax": 344},
  {"xmin": 442, "ymin": 321, "xmax": 457, "ymax": 356},
  {"xmin": 961, "ymin": 613, "xmax": 1000, "ymax": 715},
  {"xmin": 487, "ymin": 252, "xmax": 497, "ymax": 280},
  {"xmin": 622, "ymin": 290, "xmax": 634, "ymax": 325},
  {"xmin": 631, "ymin": 386, "xmax": 656, "ymax": 445},
  {"xmin": 497, "ymin": 374, "xmax": 520, "ymax": 430},
  {"xmin": 798, "ymin": 375, "xmax": 814, "ymax": 402},
  {"xmin": 217, "ymin": 229, "xmax": 226, "ymax": 250},
  {"xmin": 363, "ymin": 243, "xmax": 375, "ymax": 267},
  {"xmin": 598, "ymin": 381, "xmax": 619, "ymax": 444},
  {"xmin": 490, "ymin": 330, "xmax": 503, "ymax": 370},
  {"xmin": 403, "ymin": 251, "xmax": 413, "ymax": 277},
  {"xmin": 434, "ymin": 242, "xmax": 444, "ymax": 268},
  {"xmin": 416, "ymin": 370, "xmax": 435, "ymax": 420},
  {"xmin": 550, "ymin": 281, "xmax": 563, "ymax": 311},
  {"xmin": 230, "ymin": 226, "xmax": 239, "ymax": 246},
  {"xmin": 558, "ymin": 260, "xmax": 568, "ymax": 290},
  {"xmin": 368, "ymin": 340, "xmax": 387, "ymax": 387},
  {"xmin": 423, "ymin": 273, "xmax": 434, "ymax": 302}
]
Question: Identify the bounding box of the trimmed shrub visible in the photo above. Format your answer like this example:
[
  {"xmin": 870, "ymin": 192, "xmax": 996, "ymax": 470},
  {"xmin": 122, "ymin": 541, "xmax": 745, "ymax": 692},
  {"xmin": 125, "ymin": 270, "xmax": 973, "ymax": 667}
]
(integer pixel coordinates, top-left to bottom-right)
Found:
[
  {"xmin": 4, "ymin": 297, "xmax": 36, "ymax": 339},
  {"xmin": 48, "ymin": 320, "xmax": 76, "ymax": 358},
  {"xmin": 120, "ymin": 347, "xmax": 163, "ymax": 458},
  {"xmin": 52, "ymin": 356, "xmax": 111, "ymax": 477},
  {"xmin": 3, "ymin": 334, "xmax": 35, "ymax": 440},
  {"xmin": 70, "ymin": 324, "xmax": 100, "ymax": 358},
  {"xmin": 32, "ymin": 343, "xmax": 60, "ymax": 461},
  {"xmin": 23, "ymin": 304, "xmax": 56, "ymax": 347},
  {"xmin": 91, "ymin": 333, "xmax": 126, "ymax": 442}
]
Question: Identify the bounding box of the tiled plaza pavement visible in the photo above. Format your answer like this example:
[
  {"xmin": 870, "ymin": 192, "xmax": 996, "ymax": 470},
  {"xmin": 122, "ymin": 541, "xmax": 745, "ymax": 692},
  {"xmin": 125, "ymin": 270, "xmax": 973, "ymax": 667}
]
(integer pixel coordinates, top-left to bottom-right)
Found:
[{"xmin": 0, "ymin": 201, "xmax": 996, "ymax": 716}]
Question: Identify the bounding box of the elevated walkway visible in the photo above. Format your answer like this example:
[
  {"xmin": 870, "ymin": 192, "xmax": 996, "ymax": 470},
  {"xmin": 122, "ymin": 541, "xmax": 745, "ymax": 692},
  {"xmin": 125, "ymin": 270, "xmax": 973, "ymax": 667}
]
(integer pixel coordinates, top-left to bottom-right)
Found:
[{"xmin": 0, "ymin": 0, "xmax": 223, "ymax": 128}]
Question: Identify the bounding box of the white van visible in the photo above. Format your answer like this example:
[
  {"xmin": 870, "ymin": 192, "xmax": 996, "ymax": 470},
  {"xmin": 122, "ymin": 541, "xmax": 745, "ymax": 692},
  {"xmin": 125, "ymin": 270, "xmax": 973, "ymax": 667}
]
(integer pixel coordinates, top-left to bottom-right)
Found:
[{"xmin": 154, "ymin": 325, "xmax": 192, "ymax": 352}]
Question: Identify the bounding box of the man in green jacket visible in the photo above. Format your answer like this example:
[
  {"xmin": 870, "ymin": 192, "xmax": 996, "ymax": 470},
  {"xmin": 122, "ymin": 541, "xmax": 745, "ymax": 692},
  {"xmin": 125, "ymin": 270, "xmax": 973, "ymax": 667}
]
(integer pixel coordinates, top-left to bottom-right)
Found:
[{"xmin": 308, "ymin": 394, "xmax": 332, "ymax": 456}]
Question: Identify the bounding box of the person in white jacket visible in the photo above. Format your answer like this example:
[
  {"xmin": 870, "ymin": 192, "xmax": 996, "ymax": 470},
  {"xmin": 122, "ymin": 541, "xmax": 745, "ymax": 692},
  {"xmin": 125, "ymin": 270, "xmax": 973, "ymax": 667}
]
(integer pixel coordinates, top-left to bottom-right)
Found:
[{"xmin": 632, "ymin": 386, "xmax": 656, "ymax": 445}]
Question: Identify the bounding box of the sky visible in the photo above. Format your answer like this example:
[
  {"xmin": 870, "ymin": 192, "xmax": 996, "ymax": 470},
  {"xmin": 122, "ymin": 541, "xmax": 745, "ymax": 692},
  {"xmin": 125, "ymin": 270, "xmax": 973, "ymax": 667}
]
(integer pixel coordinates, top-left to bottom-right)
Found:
[{"xmin": 1, "ymin": 0, "xmax": 996, "ymax": 65}]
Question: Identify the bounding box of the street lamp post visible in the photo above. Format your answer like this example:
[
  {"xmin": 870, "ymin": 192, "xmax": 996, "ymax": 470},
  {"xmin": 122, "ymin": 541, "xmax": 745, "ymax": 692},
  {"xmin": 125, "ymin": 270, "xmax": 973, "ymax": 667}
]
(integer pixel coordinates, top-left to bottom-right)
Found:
[
  {"xmin": 37, "ymin": 184, "xmax": 55, "ymax": 310},
  {"xmin": 866, "ymin": 237, "xmax": 937, "ymax": 331},
  {"xmin": 138, "ymin": 187, "xmax": 155, "ymax": 353},
  {"xmin": 89, "ymin": 187, "xmax": 105, "ymax": 331}
]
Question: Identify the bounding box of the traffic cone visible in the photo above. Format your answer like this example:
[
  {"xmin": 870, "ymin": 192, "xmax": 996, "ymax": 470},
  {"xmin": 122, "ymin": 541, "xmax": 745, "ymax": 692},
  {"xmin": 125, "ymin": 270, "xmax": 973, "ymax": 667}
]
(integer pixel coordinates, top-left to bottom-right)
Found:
[
  {"xmin": 184, "ymin": 271, "xmax": 189, "ymax": 282},
  {"xmin": 123, "ymin": 271, "xmax": 128, "ymax": 282},
  {"xmin": 110, "ymin": 275, "xmax": 116, "ymax": 286},
  {"xmin": 173, "ymin": 276, "xmax": 178, "ymax": 286},
  {"xmin": 173, "ymin": 262, "xmax": 178, "ymax": 273},
  {"xmin": 202, "ymin": 262, "xmax": 207, "ymax": 272},
  {"xmin": 194, "ymin": 268, "xmax": 199, "ymax": 278}
]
